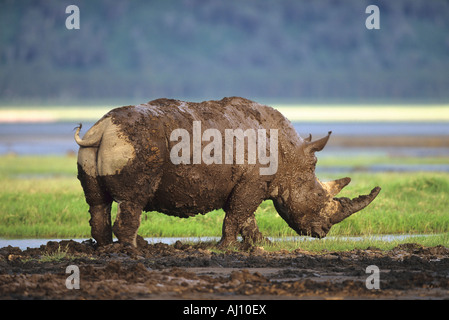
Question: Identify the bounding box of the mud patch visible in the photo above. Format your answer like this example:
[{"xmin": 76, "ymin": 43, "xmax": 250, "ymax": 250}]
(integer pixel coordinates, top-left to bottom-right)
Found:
[{"xmin": 0, "ymin": 240, "xmax": 448, "ymax": 300}]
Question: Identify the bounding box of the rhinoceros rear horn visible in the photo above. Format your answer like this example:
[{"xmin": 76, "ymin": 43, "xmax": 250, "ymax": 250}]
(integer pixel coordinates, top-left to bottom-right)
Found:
[
  {"xmin": 323, "ymin": 177, "xmax": 351, "ymax": 197},
  {"xmin": 330, "ymin": 186, "xmax": 381, "ymax": 225},
  {"xmin": 305, "ymin": 131, "xmax": 332, "ymax": 153}
]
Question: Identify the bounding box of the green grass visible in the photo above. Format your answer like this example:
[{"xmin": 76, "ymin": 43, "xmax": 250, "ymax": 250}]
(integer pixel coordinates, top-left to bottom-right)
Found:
[
  {"xmin": 0, "ymin": 155, "xmax": 448, "ymax": 250},
  {"xmin": 261, "ymin": 233, "xmax": 449, "ymax": 252},
  {"xmin": 39, "ymin": 244, "xmax": 76, "ymax": 262},
  {"xmin": 318, "ymin": 154, "xmax": 449, "ymax": 167}
]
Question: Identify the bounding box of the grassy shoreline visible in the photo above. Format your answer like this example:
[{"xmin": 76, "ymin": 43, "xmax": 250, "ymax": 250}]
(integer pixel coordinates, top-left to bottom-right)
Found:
[{"xmin": 0, "ymin": 155, "xmax": 448, "ymax": 249}]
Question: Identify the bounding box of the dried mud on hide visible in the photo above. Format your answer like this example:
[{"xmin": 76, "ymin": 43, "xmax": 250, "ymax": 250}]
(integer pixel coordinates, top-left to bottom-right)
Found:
[{"xmin": 0, "ymin": 240, "xmax": 448, "ymax": 299}]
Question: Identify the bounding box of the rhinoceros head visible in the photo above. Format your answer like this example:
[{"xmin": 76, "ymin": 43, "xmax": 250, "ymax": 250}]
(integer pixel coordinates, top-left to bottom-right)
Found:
[{"xmin": 272, "ymin": 132, "xmax": 381, "ymax": 238}]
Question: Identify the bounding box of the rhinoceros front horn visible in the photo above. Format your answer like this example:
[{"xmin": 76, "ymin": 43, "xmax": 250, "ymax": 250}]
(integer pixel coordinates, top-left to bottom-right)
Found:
[{"xmin": 330, "ymin": 186, "xmax": 381, "ymax": 225}]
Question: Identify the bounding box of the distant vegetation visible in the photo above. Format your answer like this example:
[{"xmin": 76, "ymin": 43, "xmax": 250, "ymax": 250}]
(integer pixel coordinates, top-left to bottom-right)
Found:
[
  {"xmin": 2, "ymin": 104, "xmax": 449, "ymax": 122},
  {"xmin": 1, "ymin": 0, "xmax": 449, "ymax": 103}
]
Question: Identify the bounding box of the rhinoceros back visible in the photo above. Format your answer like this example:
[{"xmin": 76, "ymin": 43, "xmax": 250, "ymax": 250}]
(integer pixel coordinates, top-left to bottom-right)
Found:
[{"xmin": 77, "ymin": 97, "xmax": 292, "ymax": 217}]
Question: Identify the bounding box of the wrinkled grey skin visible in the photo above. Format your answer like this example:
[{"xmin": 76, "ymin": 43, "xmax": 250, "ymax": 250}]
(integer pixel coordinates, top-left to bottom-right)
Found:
[{"xmin": 75, "ymin": 97, "xmax": 380, "ymax": 247}]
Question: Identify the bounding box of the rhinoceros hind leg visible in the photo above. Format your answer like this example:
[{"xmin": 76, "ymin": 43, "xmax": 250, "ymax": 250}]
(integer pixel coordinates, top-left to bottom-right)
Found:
[
  {"xmin": 77, "ymin": 162, "xmax": 113, "ymax": 246},
  {"xmin": 89, "ymin": 203, "xmax": 113, "ymax": 246},
  {"xmin": 112, "ymin": 201, "xmax": 143, "ymax": 247}
]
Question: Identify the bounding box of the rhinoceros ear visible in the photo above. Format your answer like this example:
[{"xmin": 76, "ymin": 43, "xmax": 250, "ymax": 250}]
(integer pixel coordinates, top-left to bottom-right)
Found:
[
  {"xmin": 304, "ymin": 134, "xmax": 312, "ymax": 142},
  {"xmin": 305, "ymin": 131, "xmax": 332, "ymax": 153}
]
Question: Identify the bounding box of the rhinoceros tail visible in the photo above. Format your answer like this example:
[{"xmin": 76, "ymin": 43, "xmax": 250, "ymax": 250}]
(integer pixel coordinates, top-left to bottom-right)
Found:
[{"xmin": 74, "ymin": 121, "xmax": 105, "ymax": 148}]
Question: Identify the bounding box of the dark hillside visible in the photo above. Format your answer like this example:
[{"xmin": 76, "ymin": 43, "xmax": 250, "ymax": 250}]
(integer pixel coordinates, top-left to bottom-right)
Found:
[{"xmin": 1, "ymin": 0, "xmax": 448, "ymax": 102}]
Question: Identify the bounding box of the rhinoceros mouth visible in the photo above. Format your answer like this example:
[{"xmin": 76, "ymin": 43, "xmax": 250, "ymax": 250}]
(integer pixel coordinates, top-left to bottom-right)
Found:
[
  {"xmin": 272, "ymin": 176, "xmax": 381, "ymax": 239},
  {"xmin": 301, "ymin": 185, "xmax": 381, "ymax": 238}
]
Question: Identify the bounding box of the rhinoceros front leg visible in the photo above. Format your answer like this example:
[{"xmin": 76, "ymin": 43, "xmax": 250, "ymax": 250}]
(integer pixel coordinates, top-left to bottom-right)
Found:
[
  {"xmin": 219, "ymin": 207, "xmax": 267, "ymax": 248},
  {"xmin": 218, "ymin": 179, "xmax": 268, "ymax": 248},
  {"xmin": 240, "ymin": 214, "xmax": 270, "ymax": 246}
]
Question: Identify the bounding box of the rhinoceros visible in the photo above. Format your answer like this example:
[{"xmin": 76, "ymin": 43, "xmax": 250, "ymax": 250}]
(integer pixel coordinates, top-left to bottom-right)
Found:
[{"xmin": 75, "ymin": 97, "xmax": 380, "ymax": 247}]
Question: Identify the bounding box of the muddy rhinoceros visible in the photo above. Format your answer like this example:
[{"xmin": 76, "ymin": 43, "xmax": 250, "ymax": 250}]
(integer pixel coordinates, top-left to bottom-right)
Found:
[{"xmin": 75, "ymin": 97, "xmax": 380, "ymax": 247}]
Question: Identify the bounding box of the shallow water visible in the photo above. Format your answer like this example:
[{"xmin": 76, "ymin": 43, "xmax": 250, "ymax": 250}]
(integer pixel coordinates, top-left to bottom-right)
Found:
[{"xmin": 0, "ymin": 234, "xmax": 435, "ymax": 250}]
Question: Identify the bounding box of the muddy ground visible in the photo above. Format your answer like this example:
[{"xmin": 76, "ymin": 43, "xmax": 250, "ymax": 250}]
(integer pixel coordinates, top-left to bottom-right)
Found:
[{"xmin": 0, "ymin": 240, "xmax": 448, "ymax": 300}]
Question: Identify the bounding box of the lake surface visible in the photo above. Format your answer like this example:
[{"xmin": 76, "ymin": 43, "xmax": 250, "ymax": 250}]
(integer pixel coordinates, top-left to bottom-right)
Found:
[
  {"xmin": 1, "ymin": 121, "xmax": 448, "ymax": 155},
  {"xmin": 1, "ymin": 121, "xmax": 448, "ymax": 172}
]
